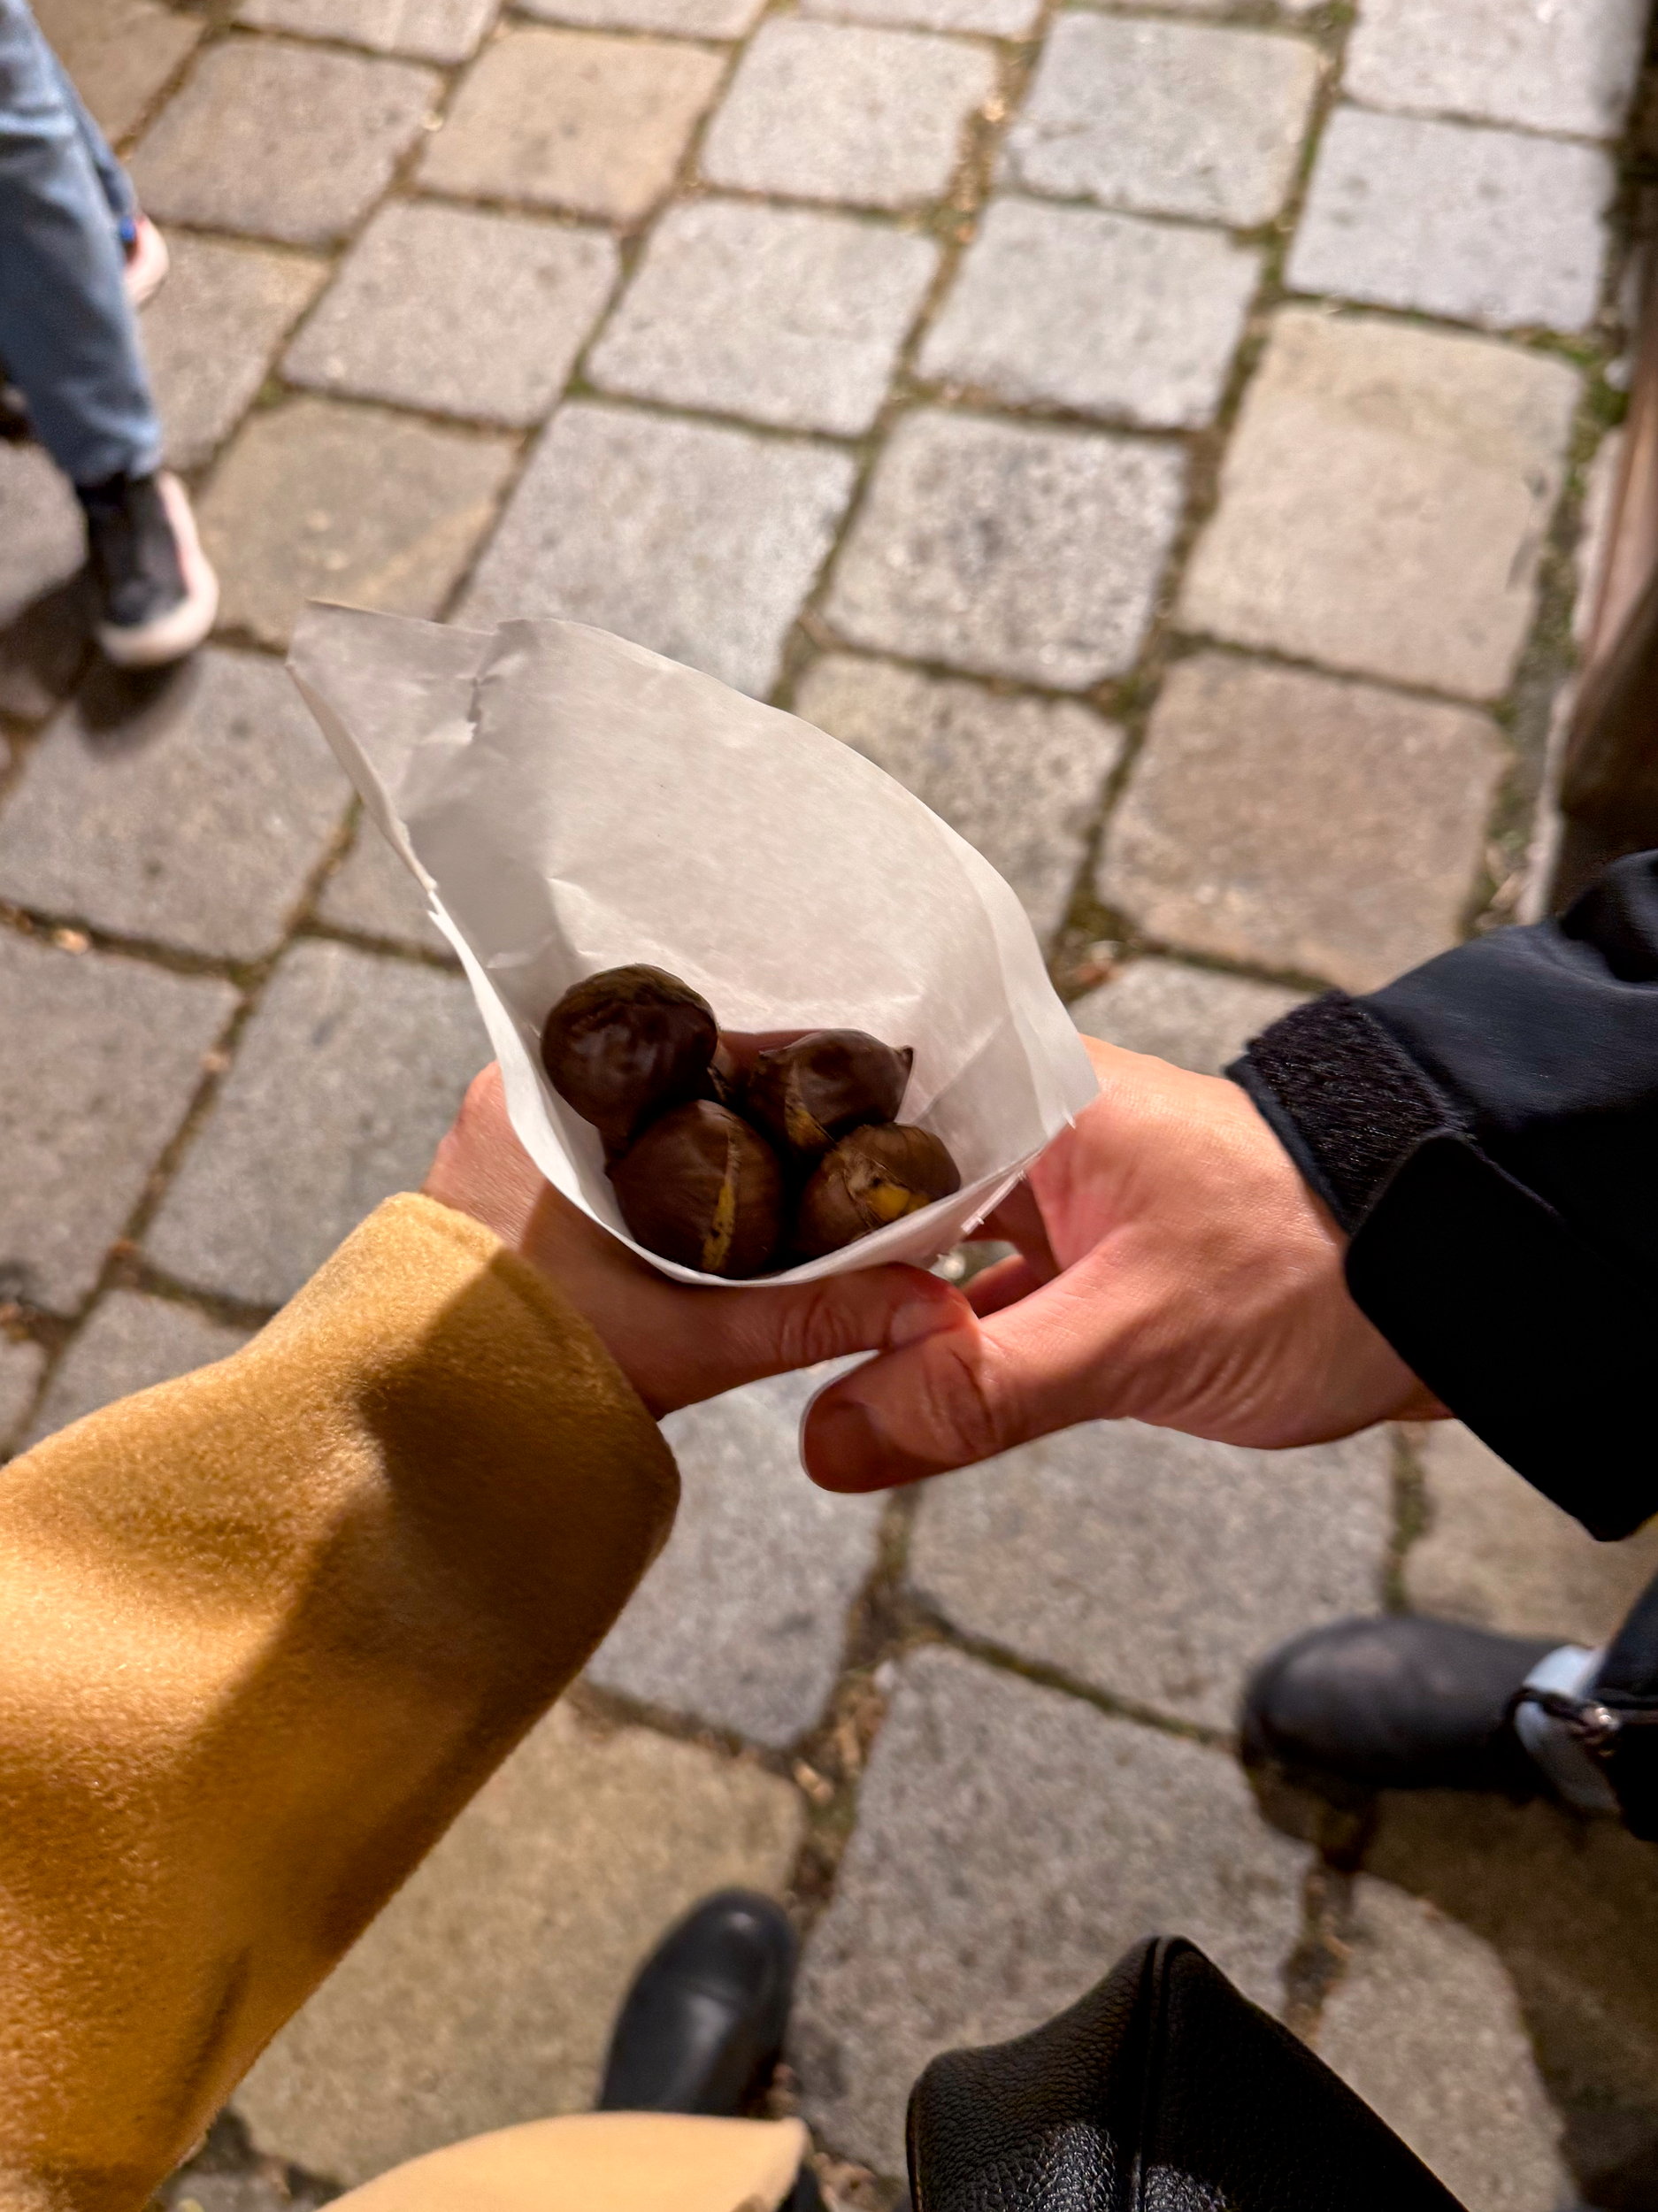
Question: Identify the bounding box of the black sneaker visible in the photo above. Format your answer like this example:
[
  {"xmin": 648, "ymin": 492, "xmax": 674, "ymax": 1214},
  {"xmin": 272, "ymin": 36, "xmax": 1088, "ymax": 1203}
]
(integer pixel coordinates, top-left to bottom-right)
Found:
[{"xmin": 78, "ymin": 469, "xmax": 217, "ymax": 668}]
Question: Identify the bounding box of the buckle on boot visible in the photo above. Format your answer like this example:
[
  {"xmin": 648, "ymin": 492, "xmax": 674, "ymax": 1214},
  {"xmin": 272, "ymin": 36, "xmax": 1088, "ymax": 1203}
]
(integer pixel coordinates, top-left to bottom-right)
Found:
[{"xmin": 1514, "ymin": 1687, "xmax": 1658, "ymax": 1757}]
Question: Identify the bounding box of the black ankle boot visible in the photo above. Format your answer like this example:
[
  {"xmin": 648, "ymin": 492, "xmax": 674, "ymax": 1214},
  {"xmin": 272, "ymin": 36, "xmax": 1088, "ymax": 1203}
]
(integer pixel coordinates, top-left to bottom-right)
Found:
[
  {"xmin": 597, "ymin": 1889, "xmax": 797, "ymax": 2116},
  {"xmin": 1241, "ymin": 1615, "xmax": 1560, "ymax": 1797}
]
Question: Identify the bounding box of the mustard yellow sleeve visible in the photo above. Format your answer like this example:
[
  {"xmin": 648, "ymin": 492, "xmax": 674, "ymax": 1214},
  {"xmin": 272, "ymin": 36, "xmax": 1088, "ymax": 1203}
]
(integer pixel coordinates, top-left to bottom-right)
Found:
[{"xmin": 0, "ymin": 1194, "xmax": 679, "ymax": 2212}]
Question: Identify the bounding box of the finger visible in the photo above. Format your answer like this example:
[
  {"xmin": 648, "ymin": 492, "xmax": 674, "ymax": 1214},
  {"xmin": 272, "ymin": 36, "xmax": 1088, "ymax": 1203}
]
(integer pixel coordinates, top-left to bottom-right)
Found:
[
  {"xmin": 976, "ymin": 1179, "xmax": 1057, "ymax": 1278},
  {"xmin": 964, "ymin": 1253, "xmax": 1046, "ymax": 1317}
]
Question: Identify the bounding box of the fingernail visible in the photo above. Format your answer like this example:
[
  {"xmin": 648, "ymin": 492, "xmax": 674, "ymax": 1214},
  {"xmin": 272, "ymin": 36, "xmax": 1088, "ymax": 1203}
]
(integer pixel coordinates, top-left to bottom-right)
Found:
[
  {"xmin": 805, "ymin": 1389, "xmax": 938, "ymax": 1493},
  {"xmin": 890, "ymin": 1289, "xmax": 970, "ymax": 1350}
]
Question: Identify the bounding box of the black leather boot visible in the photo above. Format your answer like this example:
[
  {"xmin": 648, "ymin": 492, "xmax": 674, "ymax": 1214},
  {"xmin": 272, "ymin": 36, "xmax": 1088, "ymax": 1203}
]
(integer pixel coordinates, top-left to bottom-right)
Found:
[
  {"xmin": 596, "ymin": 1889, "xmax": 798, "ymax": 2116},
  {"xmin": 1241, "ymin": 1616, "xmax": 1560, "ymax": 1796}
]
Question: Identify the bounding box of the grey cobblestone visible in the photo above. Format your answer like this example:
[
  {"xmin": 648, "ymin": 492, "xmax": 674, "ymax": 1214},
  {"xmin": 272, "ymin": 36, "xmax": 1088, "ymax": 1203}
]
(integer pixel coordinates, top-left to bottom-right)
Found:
[
  {"xmin": 142, "ymin": 235, "xmax": 328, "ymax": 473},
  {"xmin": 199, "ymin": 397, "xmax": 517, "ymax": 649},
  {"xmin": 591, "ymin": 1368, "xmax": 883, "ymax": 1747},
  {"xmin": 700, "ymin": 19, "xmax": 995, "ymax": 211},
  {"xmin": 1002, "ymin": 15, "xmax": 1320, "ymax": 227},
  {"xmin": 920, "ymin": 196, "xmax": 1257, "ymax": 431},
  {"xmin": 317, "ymin": 820, "xmax": 450, "ymax": 956},
  {"xmin": 145, "ymin": 941, "xmax": 487, "ymax": 1307},
  {"xmin": 1180, "ymin": 310, "xmax": 1580, "ymax": 699},
  {"xmin": 794, "ymin": 1646, "xmax": 1307, "ymax": 2173},
  {"xmin": 0, "ymin": 935, "xmax": 234, "ymax": 1313},
  {"xmin": 1289, "ymin": 109, "xmax": 1613, "ymax": 335},
  {"xmin": 590, "ymin": 199, "xmax": 936, "ymax": 437},
  {"xmin": 825, "ymin": 410, "xmax": 1185, "ymax": 688},
  {"xmin": 27, "ymin": 1291, "xmax": 251, "ymax": 1448},
  {"xmin": 910, "ymin": 1417, "xmax": 1393, "ymax": 1731},
  {"xmin": 462, "ymin": 403, "xmax": 856, "ymax": 696},
  {"xmin": 420, "ymin": 27, "xmax": 725, "ymax": 222},
  {"xmin": 0, "ymin": 444, "xmax": 85, "ymax": 725},
  {"xmin": 1343, "ymin": 0, "xmax": 1646, "ymax": 143},
  {"xmin": 802, "ymin": 0, "xmax": 1038, "ymax": 37},
  {"xmin": 33, "ymin": 0, "xmax": 203, "ymax": 141},
  {"xmin": 1068, "ymin": 958, "xmax": 1302, "ymax": 1077},
  {"xmin": 518, "ymin": 0, "xmax": 763, "ymax": 35},
  {"xmin": 0, "ymin": 649, "xmax": 344, "ymax": 959},
  {"xmin": 794, "ymin": 652, "xmax": 1121, "ymax": 942},
  {"xmin": 235, "ymin": 0, "xmax": 496, "ymax": 63},
  {"xmin": 131, "ymin": 40, "xmax": 438, "ymax": 249},
  {"xmin": 0, "ymin": 1340, "xmax": 46, "ymax": 1455},
  {"xmin": 285, "ymin": 203, "xmax": 618, "ymax": 428},
  {"xmin": 1099, "ymin": 654, "xmax": 1506, "ymax": 992}
]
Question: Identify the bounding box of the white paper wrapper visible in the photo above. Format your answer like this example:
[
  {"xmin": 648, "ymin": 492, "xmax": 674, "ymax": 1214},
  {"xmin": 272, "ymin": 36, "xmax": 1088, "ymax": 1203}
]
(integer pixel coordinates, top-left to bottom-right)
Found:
[{"xmin": 288, "ymin": 604, "xmax": 1099, "ymax": 1286}]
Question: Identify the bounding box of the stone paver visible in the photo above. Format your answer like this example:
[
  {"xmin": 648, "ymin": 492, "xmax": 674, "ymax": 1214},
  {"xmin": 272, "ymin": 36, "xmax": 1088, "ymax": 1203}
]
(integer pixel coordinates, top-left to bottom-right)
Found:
[
  {"xmin": 238, "ymin": 1703, "xmax": 802, "ymax": 2183},
  {"xmin": 591, "ymin": 1369, "xmax": 883, "ymax": 1747},
  {"xmin": 0, "ymin": 1340, "xmax": 47, "ymax": 1455},
  {"xmin": 0, "ymin": 649, "xmax": 343, "ymax": 959},
  {"xmin": 825, "ymin": 411, "xmax": 1186, "ymax": 688},
  {"xmin": 27, "ymin": 1291, "xmax": 251, "ymax": 1448},
  {"xmin": 146, "ymin": 941, "xmax": 487, "ymax": 1307},
  {"xmin": 590, "ymin": 200, "xmax": 936, "ymax": 438},
  {"xmin": 1180, "ymin": 310, "xmax": 1580, "ymax": 699},
  {"xmin": 1097, "ymin": 653, "xmax": 1507, "ymax": 992},
  {"xmin": 910, "ymin": 1418, "xmax": 1392, "ymax": 1731},
  {"xmin": 131, "ymin": 41, "xmax": 438, "ymax": 248},
  {"xmin": 700, "ymin": 19, "xmax": 994, "ymax": 211},
  {"xmin": 1406, "ymin": 1423, "xmax": 1658, "ymax": 1649},
  {"xmin": 236, "ymin": 0, "xmax": 495, "ymax": 64},
  {"xmin": 1068, "ymin": 958, "xmax": 1303, "ymax": 1077},
  {"xmin": 802, "ymin": 0, "xmax": 1038, "ymax": 36},
  {"xmin": 1344, "ymin": 0, "xmax": 1646, "ymax": 143},
  {"xmin": 1290, "ymin": 110, "xmax": 1612, "ymax": 334},
  {"xmin": 1316, "ymin": 1878, "xmax": 1570, "ymax": 2212},
  {"xmin": 794, "ymin": 653, "xmax": 1121, "ymax": 942},
  {"xmin": 1002, "ymin": 15, "xmax": 1320, "ymax": 228},
  {"xmin": 462, "ymin": 403, "xmax": 856, "ymax": 696},
  {"xmin": 920, "ymin": 196, "xmax": 1257, "ymax": 431},
  {"xmin": 141, "ymin": 235, "xmax": 328, "ymax": 472},
  {"xmin": 317, "ymin": 820, "xmax": 450, "ymax": 956},
  {"xmin": 794, "ymin": 1646, "xmax": 1307, "ymax": 2173},
  {"xmin": 518, "ymin": 0, "xmax": 762, "ymax": 35},
  {"xmin": 0, "ymin": 935, "xmax": 234, "ymax": 1313},
  {"xmin": 33, "ymin": 0, "xmax": 201, "ymax": 141},
  {"xmin": 420, "ymin": 27, "xmax": 725, "ymax": 223},
  {"xmin": 286, "ymin": 203, "xmax": 618, "ymax": 429},
  {"xmin": 0, "ymin": 444, "xmax": 85, "ymax": 725},
  {"xmin": 199, "ymin": 398, "xmax": 516, "ymax": 649}
]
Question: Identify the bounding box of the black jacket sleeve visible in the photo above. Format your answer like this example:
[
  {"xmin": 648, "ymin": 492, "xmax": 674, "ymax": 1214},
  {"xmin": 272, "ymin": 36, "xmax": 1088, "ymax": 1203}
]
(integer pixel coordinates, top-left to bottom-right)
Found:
[{"xmin": 1229, "ymin": 852, "xmax": 1658, "ymax": 1540}]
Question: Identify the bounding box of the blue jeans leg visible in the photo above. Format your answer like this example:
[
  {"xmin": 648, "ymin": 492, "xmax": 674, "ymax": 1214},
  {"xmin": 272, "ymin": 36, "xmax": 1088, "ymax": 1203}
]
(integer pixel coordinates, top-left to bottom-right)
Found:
[{"xmin": 0, "ymin": 0, "xmax": 159, "ymax": 484}]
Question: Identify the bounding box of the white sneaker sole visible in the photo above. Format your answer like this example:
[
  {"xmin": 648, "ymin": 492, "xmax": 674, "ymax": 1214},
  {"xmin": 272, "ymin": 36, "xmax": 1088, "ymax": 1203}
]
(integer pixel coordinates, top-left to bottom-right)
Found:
[
  {"xmin": 124, "ymin": 218, "xmax": 170, "ymax": 311},
  {"xmin": 96, "ymin": 472, "xmax": 219, "ymax": 669}
]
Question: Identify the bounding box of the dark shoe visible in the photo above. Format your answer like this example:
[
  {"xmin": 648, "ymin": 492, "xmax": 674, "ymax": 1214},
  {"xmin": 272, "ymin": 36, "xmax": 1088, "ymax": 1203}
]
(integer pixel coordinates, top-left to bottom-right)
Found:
[
  {"xmin": 78, "ymin": 469, "xmax": 217, "ymax": 668},
  {"xmin": 596, "ymin": 1889, "xmax": 797, "ymax": 2116},
  {"xmin": 1241, "ymin": 1615, "xmax": 1559, "ymax": 1797}
]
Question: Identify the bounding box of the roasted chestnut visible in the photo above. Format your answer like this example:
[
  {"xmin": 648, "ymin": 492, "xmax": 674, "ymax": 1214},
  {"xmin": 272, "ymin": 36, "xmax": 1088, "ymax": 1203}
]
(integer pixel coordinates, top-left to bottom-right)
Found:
[
  {"xmin": 744, "ymin": 1030, "xmax": 914, "ymax": 1163},
  {"xmin": 794, "ymin": 1122, "xmax": 961, "ymax": 1258},
  {"xmin": 541, "ymin": 965, "xmax": 717, "ymax": 1153},
  {"xmin": 610, "ymin": 1101, "xmax": 785, "ymax": 1278}
]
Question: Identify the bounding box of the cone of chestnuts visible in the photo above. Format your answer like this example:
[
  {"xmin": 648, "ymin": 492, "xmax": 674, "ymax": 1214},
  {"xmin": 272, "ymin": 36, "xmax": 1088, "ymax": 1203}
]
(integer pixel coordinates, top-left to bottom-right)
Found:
[{"xmin": 541, "ymin": 964, "xmax": 960, "ymax": 1277}]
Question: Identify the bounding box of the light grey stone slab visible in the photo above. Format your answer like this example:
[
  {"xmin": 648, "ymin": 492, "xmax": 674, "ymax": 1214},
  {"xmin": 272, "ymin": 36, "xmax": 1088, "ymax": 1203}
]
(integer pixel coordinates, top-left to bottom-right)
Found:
[
  {"xmin": 0, "ymin": 442, "xmax": 87, "ymax": 724},
  {"xmin": 910, "ymin": 1417, "xmax": 1393, "ymax": 1731},
  {"xmin": 589, "ymin": 199, "xmax": 937, "ymax": 437},
  {"xmin": 825, "ymin": 410, "xmax": 1185, "ymax": 688},
  {"xmin": 317, "ymin": 821, "xmax": 450, "ymax": 956},
  {"xmin": 146, "ymin": 941, "xmax": 487, "ymax": 1307},
  {"xmin": 1180, "ymin": 309, "xmax": 1580, "ymax": 699},
  {"xmin": 1289, "ymin": 109, "xmax": 1612, "ymax": 334},
  {"xmin": 1002, "ymin": 14, "xmax": 1321, "ymax": 227},
  {"xmin": 519, "ymin": 0, "xmax": 762, "ymax": 34},
  {"xmin": 920, "ymin": 196, "xmax": 1257, "ymax": 430},
  {"xmin": 286, "ymin": 203, "xmax": 618, "ymax": 429},
  {"xmin": 420, "ymin": 27, "xmax": 725, "ymax": 222},
  {"xmin": 1344, "ymin": 0, "xmax": 1646, "ymax": 142},
  {"xmin": 794, "ymin": 653, "xmax": 1121, "ymax": 942},
  {"xmin": 0, "ymin": 935, "xmax": 234, "ymax": 1313},
  {"xmin": 142, "ymin": 234, "xmax": 327, "ymax": 472},
  {"xmin": 1098, "ymin": 654, "xmax": 1506, "ymax": 993},
  {"xmin": 33, "ymin": 0, "xmax": 202, "ymax": 143},
  {"xmin": 462, "ymin": 403, "xmax": 856, "ymax": 697},
  {"xmin": 802, "ymin": 0, "xmax": 1035, "ymax": 35},
  {"xmin": 0, "ymin": 1340, "xmax": 46, "ymax": 1454},
  {"xmin": 236, "ymin": 0, "xmax": 496, "ymax": 63},
  {"xmin": 1068, "ymin": 957, "xmax": 1302, "ymax": 1075},
  {"xmin": 794, "ymin": 1646, "xmax": 1308, "ymax": 2172},
  {"xmin": 591, "ymin": 1367, "xmax": 883, "ymax": 1747},
  {"xmin": 199, "ymin": 397, "xmax": 517, "ymax": 649},
  {"xmin": 700, "ymin": 19, "xmax": 995, "ymax": 211},
  {"xmin": 1316, "ymin": 1877, "xmax": 1570, "ymax": 2212},
  {"xmin": 131, "ymin": 40, "xmax": 439, "ymax": 248},
  {"xmin": 27, "ymin": 1291, "xmax": 251, "ymax": 1448},
  {"xmin": 239, "ymin": 1704, "xmax": 803, "ymax": 2184},
  {"xmin": 1406, "ymin": 1423, "xmax": 1658, "ymax": 1652},
  {"xmin": 0, "ymin": 649, "xmax": 345, "ymax": 959}
]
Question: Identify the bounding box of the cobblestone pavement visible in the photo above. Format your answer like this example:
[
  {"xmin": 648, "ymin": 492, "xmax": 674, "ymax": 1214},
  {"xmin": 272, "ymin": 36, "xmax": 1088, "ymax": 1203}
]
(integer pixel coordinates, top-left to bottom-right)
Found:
[{"xmin": 5, "ymin": 0, "xmax": 1658, "ymax": 2203}]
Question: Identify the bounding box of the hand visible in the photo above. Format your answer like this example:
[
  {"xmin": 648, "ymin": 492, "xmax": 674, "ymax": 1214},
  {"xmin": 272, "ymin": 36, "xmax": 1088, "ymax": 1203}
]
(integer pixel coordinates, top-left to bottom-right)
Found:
[
  {"xmin": 424, "ymin": 1064, "xmax": 970, "ymax": 1419},
  {"xmin": 802, "ymin": 1037, "xmax": 1443, "ymax": 1492}
]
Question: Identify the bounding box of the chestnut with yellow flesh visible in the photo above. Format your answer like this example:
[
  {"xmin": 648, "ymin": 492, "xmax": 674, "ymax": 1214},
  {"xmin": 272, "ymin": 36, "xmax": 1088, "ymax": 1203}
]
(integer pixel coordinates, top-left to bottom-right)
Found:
[
  {"xmin": 795, "ymin": 1122, "xmax": 961, "ymax": 1258},
  {"xmin": 610, "ymin": 1100, "xmax": 785, "ymax": 1278},
  {"xmin": 541, "ymin": 964, "xmax": 717, "ymax": 1153},
  {"xmin": 744, "ymin": 1030, "xmax": 914, "ymax": 1163}
]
